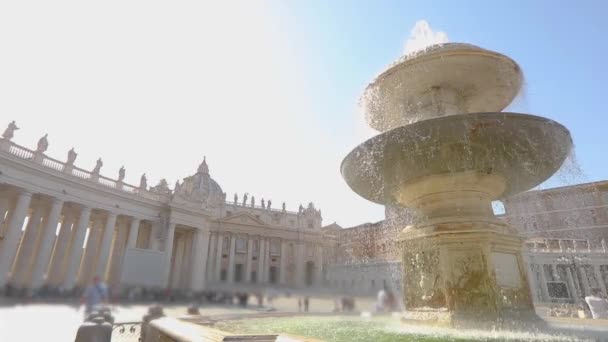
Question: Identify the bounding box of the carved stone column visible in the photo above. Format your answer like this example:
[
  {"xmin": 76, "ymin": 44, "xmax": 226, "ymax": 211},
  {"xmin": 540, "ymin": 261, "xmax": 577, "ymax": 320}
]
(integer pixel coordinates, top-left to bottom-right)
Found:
[
  {"xmin": 206, "ymin": 232, "xmax": 217, "ymax": 283},
  {"xmin": 30, "ymin": 198, "xmax": 64, "ymax": 289},
  {"xmin": 215, "ymin": 233, "xmax": 223, "ymax": 282},
  {"xmin": 107, "ymin": 220, "xmax": 129, "ymax": 287},
  {"xmin": 190, "ymin": 229, "xmax": 210, "ymax": 291},
  {"xmin": 47, "ymin": 213, "xmax": 75, "ymax": 286},
  {"xmin": 171, "ymin": 233, "xmax": 185, "ymax": 289},
  {"xmin": 12, "ymin": 205, "xmax": 45, "ymax": 286},
  {"xmin": 227, "ymin": 234, "xmax": 236, "ymax": 284},
  {"xmin": 0, "ymin": 190, "xmax": 32, "ymax": 287},
  {"xmin": 294, "ymin": 243, "xmax": 306, "ymax": 288},
  {"xmin": 180, "ymin": 232, "xmax": 193, "ymax": 288},
  {"xmin": 78, "ymin": 220, "xmax": 101, "ymax": 285},
  {"xmin": 126, "ymin": 218, "xmax": 140, "ymax": 249},
  {"xmin": 245, "ymin": 235, "xmax": 254, "ymax": 283},
  {"xmin": 62, "ymin": 206, "xmax": 92, "ymax": 290},
  {"xmin": 257, "ymin": 237, "xmax": 266, "ymax": 284},
  {"xmin": 279, "ymin": 240, "xmax": 288, "ymax": 285},
  {"xmin": 162, "ymin": 223, "xmax": 176, "ymax": 288},
  {"xmin": 95, "ymin": 212, "xmax": 117, "ymax": 279},
  {"xmin": 593, "ymin": 264, "xmax": 607, "ymax": 296},
  {"xmin": 315, "ymin": 245, "xmax": 324, "ymax": 287}
]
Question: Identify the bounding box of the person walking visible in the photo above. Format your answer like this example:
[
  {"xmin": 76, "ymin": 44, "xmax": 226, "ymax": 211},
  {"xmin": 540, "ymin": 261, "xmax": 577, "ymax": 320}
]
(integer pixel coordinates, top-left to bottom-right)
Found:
[
  {"xmin": 80, "ymin": 276, "xmax": 109, "ymax": 319},
  {"xmin": 304, "ymin": 297, "xmax": 309, "ymax": 312}
]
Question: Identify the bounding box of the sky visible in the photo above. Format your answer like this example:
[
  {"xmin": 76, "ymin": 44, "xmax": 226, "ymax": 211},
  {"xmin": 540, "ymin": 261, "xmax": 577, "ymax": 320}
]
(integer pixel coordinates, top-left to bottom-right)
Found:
[{"xmin": 1, "ymin": 1, "xmax": 607, "ymax": 227}]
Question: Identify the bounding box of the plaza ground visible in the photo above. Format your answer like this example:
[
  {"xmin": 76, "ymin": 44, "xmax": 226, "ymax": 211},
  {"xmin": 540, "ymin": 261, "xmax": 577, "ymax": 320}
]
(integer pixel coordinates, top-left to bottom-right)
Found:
[{"xmin": 0, "ymin": 295, "xmax": 377, "ymax": 341}]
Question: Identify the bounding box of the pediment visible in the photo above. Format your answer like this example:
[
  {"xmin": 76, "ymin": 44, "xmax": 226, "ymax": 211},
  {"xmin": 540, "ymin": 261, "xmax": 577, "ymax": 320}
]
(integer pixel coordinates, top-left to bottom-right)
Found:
[{"xmin": 220, "ymin": 212, "xmax": 267, "ymax": 227}]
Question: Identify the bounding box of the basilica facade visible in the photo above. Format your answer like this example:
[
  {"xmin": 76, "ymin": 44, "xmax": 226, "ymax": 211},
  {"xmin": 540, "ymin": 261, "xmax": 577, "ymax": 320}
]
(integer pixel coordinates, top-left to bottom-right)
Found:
[{"xmin": 0, "ymin": 121, "xmax": 331, "ymax": 293}]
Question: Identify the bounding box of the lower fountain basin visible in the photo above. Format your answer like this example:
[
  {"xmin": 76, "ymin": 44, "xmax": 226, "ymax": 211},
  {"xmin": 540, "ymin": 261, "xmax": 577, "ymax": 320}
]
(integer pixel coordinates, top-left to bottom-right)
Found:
[
  {"xmin": 341, "ymin": 112, "xmax": 572, "ymax": 206},
  {"xmin": 215, "ymin": 315, "xmax": 596, "ymax": 341}
]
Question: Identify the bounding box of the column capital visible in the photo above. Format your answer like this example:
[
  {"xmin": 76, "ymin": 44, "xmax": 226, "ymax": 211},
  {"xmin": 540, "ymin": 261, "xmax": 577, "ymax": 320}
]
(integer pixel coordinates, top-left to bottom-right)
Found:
[
  {"xmin": 50, "ymin": 197, "xmax": 64, "ymax": 206},
  {"xmin": 19, "ymin": 189, "xmax": 33, "ymax": 198},
  {"xmin": 106, "ymin": 211, "xmax": 118, "ymax": 219}
]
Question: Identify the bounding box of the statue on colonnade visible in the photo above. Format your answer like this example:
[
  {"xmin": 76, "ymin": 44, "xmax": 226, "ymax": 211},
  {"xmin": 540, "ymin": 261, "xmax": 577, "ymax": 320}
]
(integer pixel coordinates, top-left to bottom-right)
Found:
[
  {"xmin": 66, "ymin": 148, "xmax": 77, "ymax": 165},
  {"xmin": 36, "ymin": 134, "xmax": 49, "ymax": 153},
  {"xmin": 140, "ymin": 173, "xmax": 148, "ymax": 190},
  {"xmin": 92, "ymin": 158, "xmax": 103, "ymax": 175},
  {"xmin": 118, "ymin": 166, "xmax": 126, "ymax": 182},
  {"xmin": 2, "ymin": 121, "xmax": 18, "ymax": 140}
]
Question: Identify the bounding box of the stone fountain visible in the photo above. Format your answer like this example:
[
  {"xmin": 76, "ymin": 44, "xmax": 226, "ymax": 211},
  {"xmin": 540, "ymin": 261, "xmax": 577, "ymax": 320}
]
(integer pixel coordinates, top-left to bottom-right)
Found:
[{"xmin": 341, "ymin": 43, "xmax": 572, "ymax": 327}]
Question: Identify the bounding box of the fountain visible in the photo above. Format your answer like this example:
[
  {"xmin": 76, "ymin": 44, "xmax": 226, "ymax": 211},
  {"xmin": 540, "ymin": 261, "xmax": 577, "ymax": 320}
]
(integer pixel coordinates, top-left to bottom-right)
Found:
[
  {"xmin": 147, "ymin": 43, "xmax": 603, "ymax": 341},
  {"xmin": 341, "ymin": 43, "xmax": 572, "ymax": 327}
]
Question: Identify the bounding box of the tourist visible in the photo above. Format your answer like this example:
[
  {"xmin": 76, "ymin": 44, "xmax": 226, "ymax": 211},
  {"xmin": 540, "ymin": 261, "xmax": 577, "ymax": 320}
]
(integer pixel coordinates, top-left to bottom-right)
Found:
[
  {"xmin": 304, "ymin": 296, "xmax": 309, "ymax": 312},
  {"xmin": 80, "ymin": 276, "xmax": 109, "ymax": 319},
  {"xmin": 376, "ymin": 287, "xmax": 387, "ymax": 312},
  {"xmin": 584, "ymin": 288, "xmax": 608, "ymax": 319},
  {"xmin": 298, "ymin": 298, "xmax": 302, "ymax": 312}
]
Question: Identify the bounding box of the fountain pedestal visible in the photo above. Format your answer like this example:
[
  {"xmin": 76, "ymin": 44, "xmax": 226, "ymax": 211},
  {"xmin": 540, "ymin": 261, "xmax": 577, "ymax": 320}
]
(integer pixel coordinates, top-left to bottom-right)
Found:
[
  {"xmin": 397, "ymin": 171, "xmax": 538, "ymax": 327},
  {"xmin": 400, "ymin": 223, "xmax": 537, "ymax": 327}
]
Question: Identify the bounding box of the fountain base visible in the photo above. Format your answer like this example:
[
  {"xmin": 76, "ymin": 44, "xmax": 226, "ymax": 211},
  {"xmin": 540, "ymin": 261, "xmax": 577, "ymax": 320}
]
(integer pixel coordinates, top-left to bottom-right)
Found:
[{"xmin": 399, "ymin": 220, "xmax": 542, "ymax": 329}]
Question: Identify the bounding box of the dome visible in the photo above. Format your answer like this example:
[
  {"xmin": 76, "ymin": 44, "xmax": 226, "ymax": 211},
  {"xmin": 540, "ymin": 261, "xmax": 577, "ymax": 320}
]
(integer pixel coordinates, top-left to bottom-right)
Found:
[{"xmin": 174, "ymin": 158, "xmax": 226, "ymax": 208}]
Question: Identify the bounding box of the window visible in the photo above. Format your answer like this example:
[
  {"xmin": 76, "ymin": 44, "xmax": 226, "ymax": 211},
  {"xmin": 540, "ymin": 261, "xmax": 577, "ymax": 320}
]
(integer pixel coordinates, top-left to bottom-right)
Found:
[
  {"xmin": 236, "ymin": 237, "xmax": 246, "ymax": 253},
  {"xmin": 371, "ymin": 279, "xmax": 375, "ymax": 289},
  {"xmin": 270, "ymin": 240, "xmax": 280, "ymax": 256},
  {"xmin": 253, "ymin": 240, "xmax": 259, "ymax": 256},
  {"xmin": 220, "ymin": 269, "xmax": 227, "ymax": 282}
]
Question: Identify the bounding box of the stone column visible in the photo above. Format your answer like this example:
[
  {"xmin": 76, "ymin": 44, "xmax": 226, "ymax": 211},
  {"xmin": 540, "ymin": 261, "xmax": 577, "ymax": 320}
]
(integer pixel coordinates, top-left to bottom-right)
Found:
[
  {"xmin": 148, "ymin": 221, "xmax": 161, "ymax": 251},
  {"xmin": 263, "ymin": 238, "xmax": 271, "ymax": 283},
  {"xmin": 315, "ymin": 245, "xmax": 324, "ymax": 287},
  {"xmin": 162, "ymin": 223, "xmax": 176, "ymax": 288},
  {"xmin": 180, "ymin": 232, "xmax": 193, "ymax": 288},
  {"xmin": 107, "ymin": 221, "xmax": 129, "ymax": 286},
  {"xmin": 30, "ymin": 198, "xmax": 64, "ymax": 289},
  {"xmin": 577, "ymin": 265, "xmax": 591, "ymax": 297},
  {"xmin": 47, "ymin": 214, "xmax": 74, "ymax": 286},
  {"xmin": 215, "ymin": 233, "xmax": 224, "ymax": 282},
  {"xmin": 245, "ymin": 235, "xmax": 253, "ymax": 283},
  {"xmin": 190, "ymin": 229, "xmax": 210, "ymax": 291},
  {"xmin": 0, "ymin": 197, "xmax": 9, "ymax": 226},
  {"xmin": 294, "ymin": 243, "xmax": 306, "ymax": 288},
  {"xmin": 280, "ymin": 240, "xmax": 288, "ymax": 285},
  {"xmin": 257, "ymin": 237, "xmax": 266, "ymax": 284},
  {"xmin": 565, "ymin": 266, "xmax": 580, "ymax": 303},
  {"xmin": 593, "ymin": 264, "xmax": 607, "ymax": 296},
  {"xmin": 62, "ymin": 206, "xmax": 92, "ymax": 290},
  {"xmin": 12, "ymin": 205, "xmax": 45, "ymax": 286},
  {"xmin": 95, "ymin": 212, "xmax": 117, "ymax": 279},
  {"xmin": 530, "ymin": 263, "xmax": 547, "ymax": 302},
  {"xmin": 206, "ymin": 232, "xmax": 217, "ymax": 283},
  {"xmin": 126, "ymin": 218, "xmax": 140, "ymax": 249},
  {"xmin": 0, "ymin": 190, "xmax": 32, "ymax": 287},
  {"xmin": 79, "ymin": 222, "xmax": 101, "ymax": 285},
  {"xmin": 171, "ymin": 234, "xmax": 185, "ymax": 289},
  {"xmin": 227, "ymin": 234, "xmax": 236, "ymax": 283}
]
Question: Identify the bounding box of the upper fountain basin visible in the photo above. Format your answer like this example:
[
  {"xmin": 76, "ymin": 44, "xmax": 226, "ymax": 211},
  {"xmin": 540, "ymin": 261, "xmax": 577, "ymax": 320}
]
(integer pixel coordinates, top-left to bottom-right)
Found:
[
  {"xmin": 341, "ymin": 112, "xmax": 572, "ymax": 206},
  {"xmin": 362, "ymin": 43, "xmax": 523, "ymax": 132}
]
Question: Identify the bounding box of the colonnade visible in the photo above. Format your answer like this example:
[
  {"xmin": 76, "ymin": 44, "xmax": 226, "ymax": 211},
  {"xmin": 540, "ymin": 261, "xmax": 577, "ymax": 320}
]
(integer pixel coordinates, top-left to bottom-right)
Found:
[
  {"xmin": 526, "ymin": 249, "xmax": 608, "ymax": 304},
  {"xmin": 0, "ymin": 186, "xmax": 161, "ymax": 291}
]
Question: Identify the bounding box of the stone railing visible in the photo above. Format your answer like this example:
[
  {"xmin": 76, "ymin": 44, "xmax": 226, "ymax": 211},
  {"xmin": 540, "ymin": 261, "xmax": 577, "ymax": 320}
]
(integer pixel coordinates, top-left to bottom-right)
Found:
[
  {"xmin": 1, "ymin": 136, "xmax": 310, "ymax": 213},
  {"xmin": 1, "ymin": 139, "xmax": 168, "ymax": 202}
]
